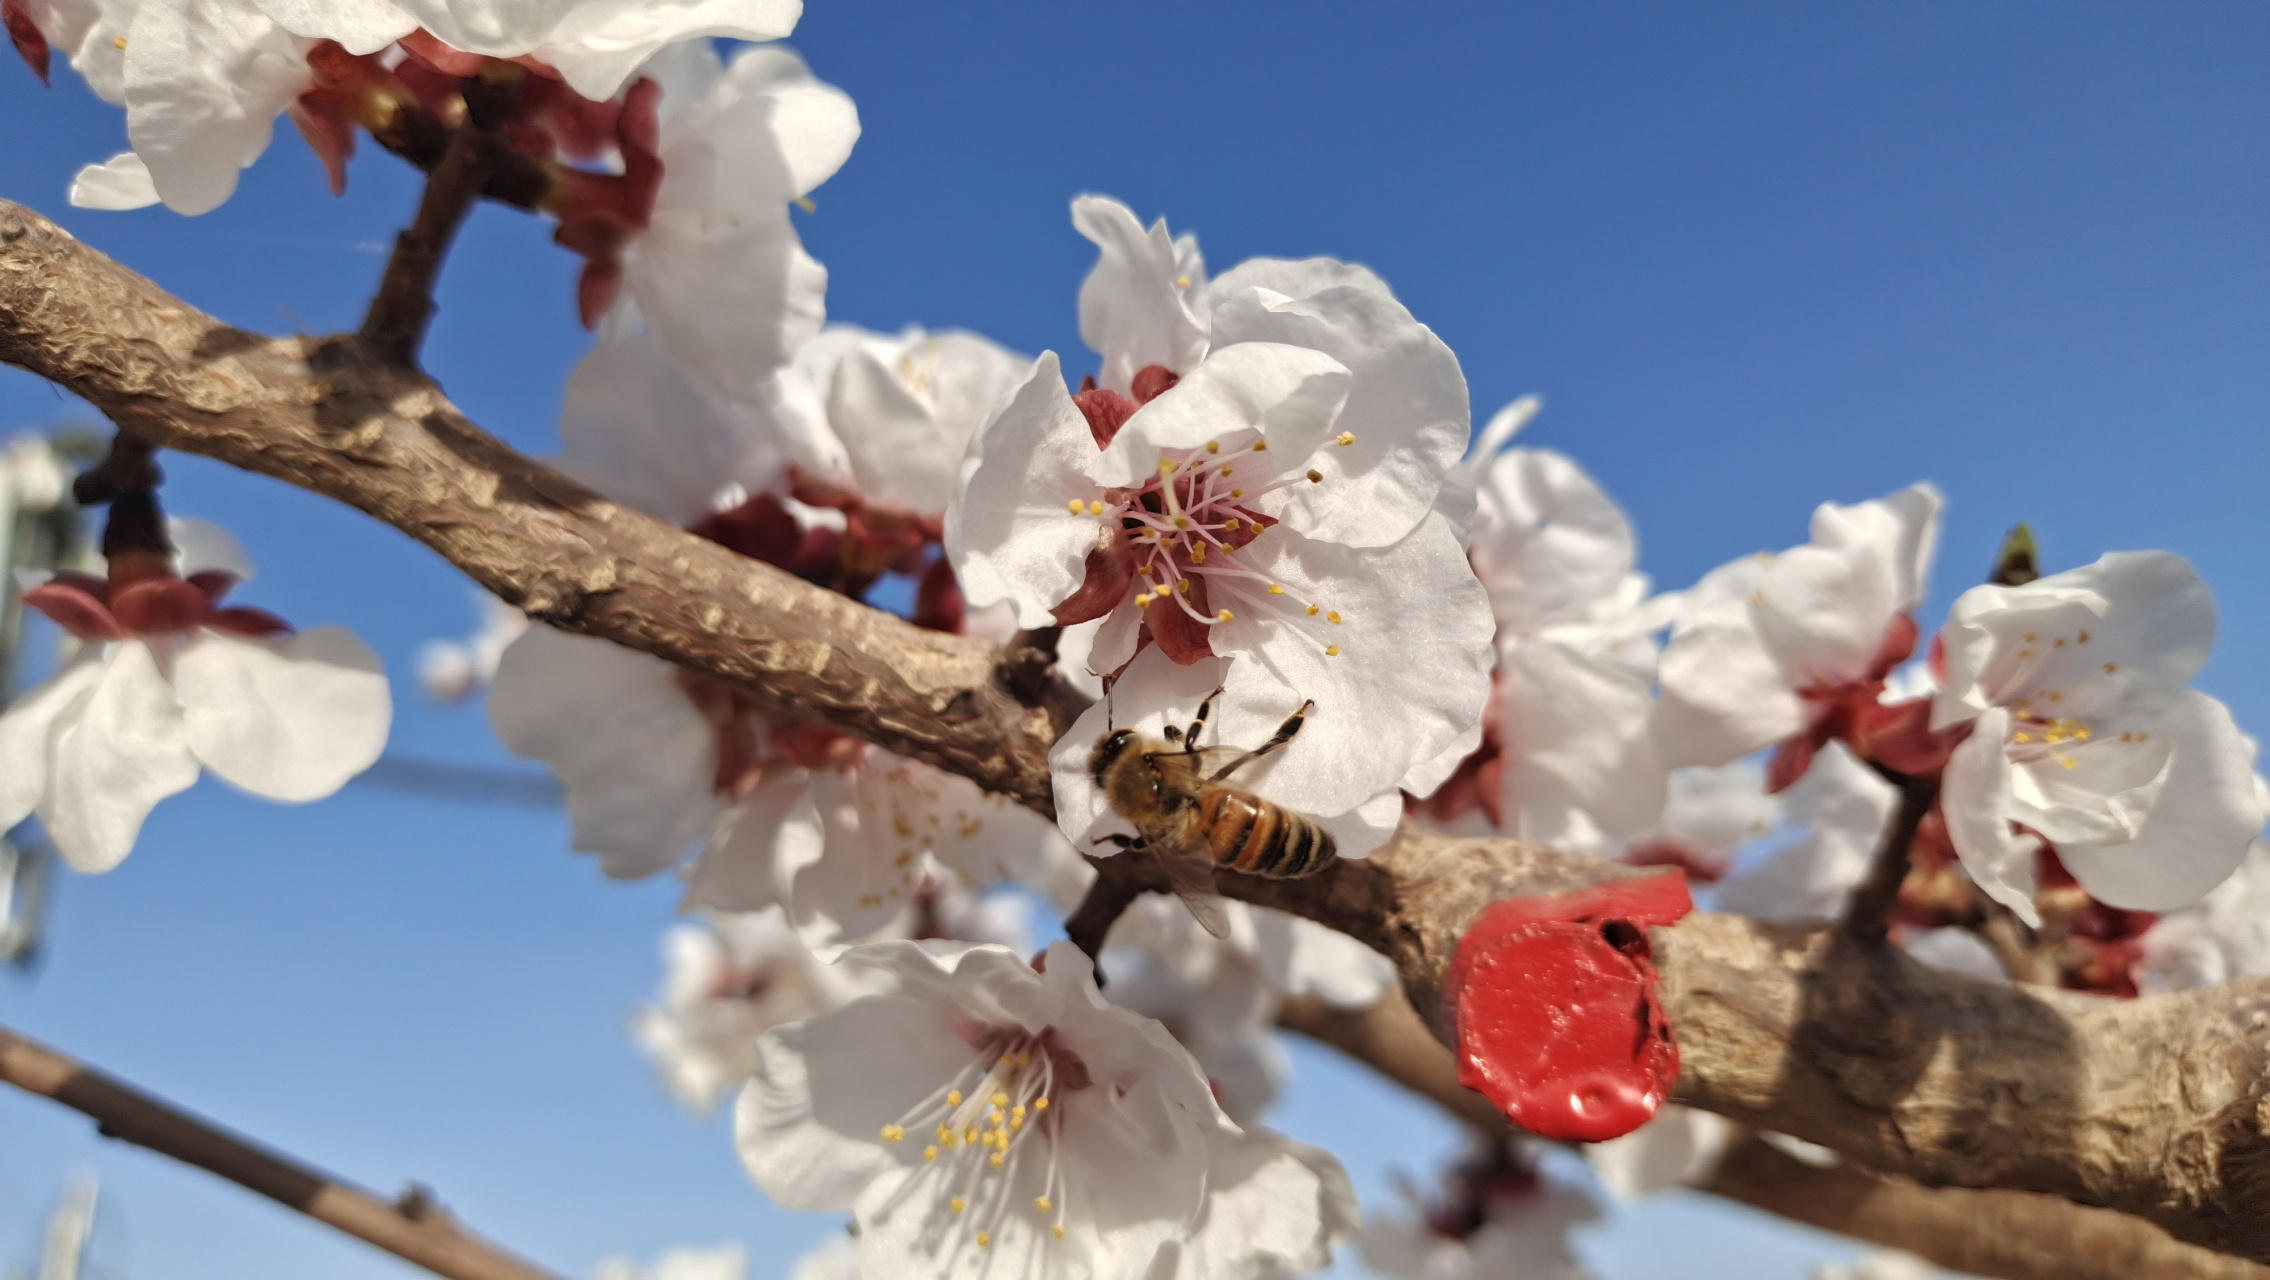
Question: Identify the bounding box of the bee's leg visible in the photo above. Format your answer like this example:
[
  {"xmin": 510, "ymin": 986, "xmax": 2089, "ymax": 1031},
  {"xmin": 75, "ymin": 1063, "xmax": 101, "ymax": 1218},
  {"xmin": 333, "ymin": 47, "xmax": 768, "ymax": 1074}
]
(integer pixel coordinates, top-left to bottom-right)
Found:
[
  {"xmin": 1090, "ymin": 833, "xmax": 1147, "ymax": 851},
  {"xmin": 1211, "ymin": 699, "xmax": 1315, "ymax": 780},
  {"xmin": 1182, "ymin": 684, "xmax": 1226, "ymax": 753}
]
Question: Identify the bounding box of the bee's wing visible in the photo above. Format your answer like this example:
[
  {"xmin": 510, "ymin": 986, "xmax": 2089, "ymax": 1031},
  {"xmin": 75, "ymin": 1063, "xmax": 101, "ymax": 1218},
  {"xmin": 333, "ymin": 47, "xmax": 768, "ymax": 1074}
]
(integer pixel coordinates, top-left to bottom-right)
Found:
[{"xmin": 1149, "ymin": 847, "xmax": 1231, "ymax": 940}]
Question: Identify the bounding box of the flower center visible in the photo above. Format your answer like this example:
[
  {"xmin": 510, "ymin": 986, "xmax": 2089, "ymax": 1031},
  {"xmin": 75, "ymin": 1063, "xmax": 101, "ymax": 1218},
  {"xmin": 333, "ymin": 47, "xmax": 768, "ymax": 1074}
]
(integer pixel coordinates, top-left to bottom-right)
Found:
[
  {"xmin": 876, "ymin": 1027, "xmax": 1090, "ymax": 1251},
  {"xmin": 1100, "ymin": 435, "xmax": 1355, "ymax": 659}
]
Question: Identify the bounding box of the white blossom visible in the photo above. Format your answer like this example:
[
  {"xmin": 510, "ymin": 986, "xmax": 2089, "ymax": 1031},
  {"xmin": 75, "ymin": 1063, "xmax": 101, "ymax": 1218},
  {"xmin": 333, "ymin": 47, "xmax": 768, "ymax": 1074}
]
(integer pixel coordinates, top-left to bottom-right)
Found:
[
  {"xmin": 785, "ymin": 1233, "xmax": 858, "ymax": 1280},
  {"xmin": 1712, "ymin": 743, "xmax": 1894, "ymax": 922},
  {"xmin": 2136, "ymin": 837, "xmax": 2270, "ymax": 993},
  {"xmin": 786, "ymin": 324, "xmax": 1029, "ymax": 517},
  {"xmin": 0, "ymin": 540, "xmax": 389, "ymax": 872},
  {"xmin": 1583, "ymin": 1105, "xmax": 1733, "ymax": 1200},
  {"xmin": 1932, "ymin": 551, "xmax": 2266, "ymax": 925},
  {"xmin": 950, "ymin": 196, "xmax": 1491, "ymax": 860},
  {"xmin": 1813, "ymin": 1251, "xmax": 1944, "ymax": 1280},
  {"xmin": 417, "ymin": 590, "xmax": 529, "ymax": 702},
  {"xmin": 1653, "ymin": 485, "xmax": 1942, "ymax": 770},
  {"xmin": 251, "ymin": 0, "xmax": 800, "ymax": 102},
  {"xmin": 737, "ymin": 940, "xmax": 1353, "ymax": 1279},
  {"xmin": 619, "ymin": 42, "xmax": 858, "ymax": 410},
  {"xmin": 1360, "ymin": 1140, "xmax": 1597, "ymax": 1280}
]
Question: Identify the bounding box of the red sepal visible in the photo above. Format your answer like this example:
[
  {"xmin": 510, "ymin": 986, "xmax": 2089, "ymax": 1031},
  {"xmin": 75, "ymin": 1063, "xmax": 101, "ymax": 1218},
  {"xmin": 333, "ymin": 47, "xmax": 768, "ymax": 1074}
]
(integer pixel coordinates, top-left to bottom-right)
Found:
[
  {"xmin": 912, "ymin": 554, "xmax": 965, "ymax": 634},
  {"xmin": 288, "ymin": 93, "xmax": 358, "ymax": 196},
  {"xmin": 1447, "ymin": 873, "xmax": 1692, "ymax": 1142},
  {"xmin": 398, "ymin": 29, "xmax": 483, "ymax": 77},
  {"xmin": 111, "ymin": 577, "xmax": 211, "ymax": 635},
  {"xmin": 1050, "ymin": 529, "xmax": 1137, "ymax": 626},
  {"xmin": 1143, "ymin": 576, "xmax": 1215, "ymax": 664},
  {"xmin": 1130, "ymin": 364, "xmax": 1180, "ymax": 404},
  {"xmin": 22, "ymin": 580, "xmax": 129, "ymax": 641},
  {"xmin": 206, "ymin": 607, "xmax": 294, "ymax": 638},
  {"xmin": 5, "ymin": 0, "xmax": 50, "ymax": 86},
  {"xmin": 1073, "ymin": 388, "xmax": 1139, "ymax": 450}
]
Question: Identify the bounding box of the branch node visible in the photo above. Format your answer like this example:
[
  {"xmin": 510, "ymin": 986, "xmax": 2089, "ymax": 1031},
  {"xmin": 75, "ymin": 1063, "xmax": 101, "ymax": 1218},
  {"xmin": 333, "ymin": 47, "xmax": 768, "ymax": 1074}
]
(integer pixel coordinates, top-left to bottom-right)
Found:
[{"xmin": 1840, "ymin": 772, "xmax": 1938, "ymax": 945}]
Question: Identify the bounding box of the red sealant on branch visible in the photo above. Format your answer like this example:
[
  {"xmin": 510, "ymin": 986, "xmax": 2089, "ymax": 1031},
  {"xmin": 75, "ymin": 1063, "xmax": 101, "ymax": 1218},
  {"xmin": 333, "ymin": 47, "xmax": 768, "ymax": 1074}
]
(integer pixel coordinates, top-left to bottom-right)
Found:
[{"xmin": 1446, "ymin": 872, "xmax": 1693, "ymax": 1143}]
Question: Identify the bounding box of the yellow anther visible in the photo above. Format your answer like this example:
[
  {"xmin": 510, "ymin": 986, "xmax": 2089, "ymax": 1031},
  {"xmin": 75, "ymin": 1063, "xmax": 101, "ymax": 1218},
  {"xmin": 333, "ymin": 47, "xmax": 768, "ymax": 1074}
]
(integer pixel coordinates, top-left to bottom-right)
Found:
[
  {"xmin": 1159, "ymin": 458, "xmax": 1177, "ymax": 475},
  {"xmin": 2079, "ymin": 630, "xmax": 2091, "ymax": 643},
  {"xmin": 880, "ymin": 1124, "xmax": 904, "ymax": 1142},
  {"xmin": 1306, "ymin": 468, "xmax": 1323, "ymax": 483},
  {"xmin": 1207, "ymin": 440, "xmax": 1220, "ymax": 454},
  {"xmin": 1135, "ymin": 593, "xmax": 1153, "ymax": 608},
  {"xmin": 1268, "ymin": 584, "xmax": 1284, "ymax": 595},
  {"xmin": 948, "ymin": 1090, "xmax": 963, "ymax": 1107},
  {"xmin": 1336, "ymin": 431, "xmax": 1356, "ymax": 446},
  {"xmin": 1176, "ymin": 579, "xmax": 1190, "ymax": 594},
  {"xmin": 2074, "ymin": 726, "xmax": 2092, "ymax": 740},
  {"xmin": 1190, "ymin": 544, "xmax": 1206, "ymax": 563},
  {"xmin": 1173, "ymin": 515, "xmax": 1192, "ymax": 529},
  {"xmin": 2047, "ymin": 692, "xmax": 2063, "ymax": 702},
  {"xmin": 2054, "ymin": 638, "xmax": 2066, "ymax": 648},
  {"xmin": 1140, "ymin": 564, "xmax": 1157, "ymax": 577},
  {"xmin": 1325, "ymin": 645, "xmax": 1340, "ymax": 657},
  {"xmin": 2024, "ymin": 633, "xmax": 2038, "ymax": 643},
  {"xmin": 1034, "ymin": 1098, "xmax": 1049, "ymax": 1110},
  {"xmin": 2104, "ymin": 662, "xmax": 2118, "ymax": 674},
  {"xmin": 2018, "ymin": 649, "xmax": 2035, "ymax": 660},
  {"xmin": 1252, "ymin": 441, "xmax": 1267, "ymax": 452},
  {"xmin": 990, "ymin": 1152, "xmax": 1005, "ymax": 1168},
  {"xmin": 951, "ymin": 1197, "xmax": 967, "ymax": 1215},
  {"xmin": 2137, "ymin": 732, "xmax": 2150, "ymax": 742},
  {"xmin": 1327, "ymin": 610, "xmax": 1342, "ymax": 624},
  {"xmin": 2013, "ymin": 732, "xmax": 2032, "ymax": 743},
  {"xmin": 991, "ymin": 1090, "xmax": 1007, "ymax": 1107},
  {"xmin": 1053, "ymin": 1224, "xmax": 1067, "ymax": 1240},
  {"xmin": 1067, "ymin": 499, "xmax": 1083, "ymax": 514},
  {"xmin": 795, "ymin": 196, "xmax": 817, "ymax": 214},
  {"xmin": 977, "ymin": 1231, "xmax": 992, "ymax": 1248},
  {"xmin": 989, "ymin": 1108, "xmax": 1004, "ymax": 1125},
  {"xmin": 924, "ymin": 1145, "xmax": 939, "ymax": 1161},
  {"xmin": 1220, "ymin": 465, "xmax": 1233, "ymax": 477},
  {"xmin": 113, "ymin": 35, "xmax": 127, "ymax": 48},
  {"xmin": 1035, "ymin": 1196, "xmax": 1053, "ymax": 1213},
  {"xmin": 1012, "ymin": 1104, "xmax": 1028, "ymax": 1119},
  {"xmin": 1175, "ymin": 275, "xmax": 1192, "ymax": 289},
  {"xmin": 1306, "ymin": 604, "xmax": 1320, "ymax": 617},
  {"xmin": 1230, "ymin": 487, "xmax": 1244, "ymax": 497},
  {"xmin": 1222, "ymin": 517, "xmax": 1240, "ymax": 531},
  {"xmin": 1217, "ymin": 609, "xmax": 1234, "ymax": 622},
  {"xmin": 1088, "ymin": 500, "xmax": 1106, "ymax": 515},
  {"xmin": 2060, "ymin": 756, "xmax": 2079, "ymax": 769},
  {"xmin": 965, "ymin": 1127, "xmax": 980, "ymax": 1144}
]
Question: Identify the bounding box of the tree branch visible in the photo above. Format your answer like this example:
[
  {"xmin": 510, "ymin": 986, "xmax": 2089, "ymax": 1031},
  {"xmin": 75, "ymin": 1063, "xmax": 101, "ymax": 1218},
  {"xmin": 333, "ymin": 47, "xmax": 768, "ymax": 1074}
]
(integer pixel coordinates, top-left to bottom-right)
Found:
[
  {"xmin": 0, "ymin": 1022, "xmax": 565, "ymax": 1280},
  {"xmin": 360, "ymin": 119, "xmax": 496, "ymax": 364},
  {"xmin": 10, "ymin": 196, "xmax": 2270, "ymax": 1263},
  {"xmin": 1281, "ymin": 992, "xmax": 2270, "ymax": 1280}
]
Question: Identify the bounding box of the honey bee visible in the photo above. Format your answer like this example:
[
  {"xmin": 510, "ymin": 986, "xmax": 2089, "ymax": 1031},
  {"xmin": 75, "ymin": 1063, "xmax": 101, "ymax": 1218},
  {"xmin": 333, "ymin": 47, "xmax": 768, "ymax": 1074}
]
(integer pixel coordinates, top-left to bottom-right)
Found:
[{"xmin": 1089, "ymin": 687, "xmax": 1337, "ymax": 937}]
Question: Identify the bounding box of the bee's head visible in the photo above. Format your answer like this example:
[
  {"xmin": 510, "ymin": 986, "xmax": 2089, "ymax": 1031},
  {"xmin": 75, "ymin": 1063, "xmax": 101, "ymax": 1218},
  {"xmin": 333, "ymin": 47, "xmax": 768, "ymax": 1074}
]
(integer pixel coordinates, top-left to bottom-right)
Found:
[{"xmin": 1090, "ymin": 728, "xmax": 1140, "ymax": 784}]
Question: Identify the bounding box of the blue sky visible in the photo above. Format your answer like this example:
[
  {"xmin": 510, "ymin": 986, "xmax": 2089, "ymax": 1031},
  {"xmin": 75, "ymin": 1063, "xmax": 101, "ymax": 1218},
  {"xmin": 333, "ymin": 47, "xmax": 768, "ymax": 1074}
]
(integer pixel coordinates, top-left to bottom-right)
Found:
[{"xmin": 2, "ymin": 1, "xmax": 2266, "ymax": 1276}]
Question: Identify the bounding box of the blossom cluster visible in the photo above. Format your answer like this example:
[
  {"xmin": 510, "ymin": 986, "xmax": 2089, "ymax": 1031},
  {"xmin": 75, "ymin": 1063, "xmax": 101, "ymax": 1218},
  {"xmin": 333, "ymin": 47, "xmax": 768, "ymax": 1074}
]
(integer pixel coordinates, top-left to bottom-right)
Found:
[{"xmin": 7, "ymin": 7, "xmax": 2269, "ymax": 1279}]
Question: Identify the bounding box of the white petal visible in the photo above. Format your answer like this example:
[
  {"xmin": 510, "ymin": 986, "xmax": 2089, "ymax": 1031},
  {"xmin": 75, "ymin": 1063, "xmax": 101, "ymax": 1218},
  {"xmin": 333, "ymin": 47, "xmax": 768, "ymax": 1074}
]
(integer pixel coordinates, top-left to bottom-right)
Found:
[
  {"xmin": 943, "ymin": 352, "xmax": 1107, "ymax": 627},
  {"xmin": 1176, "ymin": 1127, "xmax": 1357, "ymax": 1278},
  {"xmin": 1652, "ymin": 556, "xmax": 1807, "ymax": 767},
  {"xmin": 0, "ymin": 654, "xmax": 107, "ymax": 834},
  {"xmin": 1940, "ymin": 708, "xmax": 2046, "ymax": 926},
  {"xmin": 1500, "ymin": 632, "xmax": 1667, "ymax": 838},
  {"xmin": 120, "ymin": 0, "xmax": 312, "ymax": 216},
  {"xmin": 1197, "ymin": 255, "xmax": 1393, "ymax": 310},
  {"xmin": 1250, "ymin": 910, "xmax": 1395, "ymax": 1008},
  {"xmin": 532, "ymin": 0, "xmax": 806, "ymax": 102},
  {"xmin": 67, "ymin": 152, "xmax": 159, "ymax": 210},
  {"xmin": 1469, "ymin": 447, "xmax": 1635, "ymax": 633},
  {"xmin": 558, "ymin": 320, "xmax": 796, "ymax": 525},
  {"xmin": 738, "ymin": 993, "xmax": 970, "ymax": 1210},
  {"xmin": 1205, "ymin": 282, "xmax": 1468, "ymax": 548},
  {"xmin": 1090, "ymin": 342, "xmax": 1350, "ymax": 488},
  {"xmin": 828, "ymin": 344, "xmax": 957, "ymax": 512},
  {"xmin": 1934, "ymin": 550, "xmax": 2215, "ymax": 730},
  {"xmin": 1751, "ymin": 484, "xmax": 1940, "ymax": 687},
  {"xmin": 167, "ymin": 517, "xmax": 255, "ymax": 582},
  {"xmin": 45, "ymin": 642, "xmax": 200, "ymax": 873},
  {"xmin": 488, "ymin": 628, "xmax": 722, "ymax": 877},
  {"xmin": 251, "ymin": 0, "xmax": 411, "ymax": 52},
  {"xmin": 1587, "ymin": 1105, "xmax": 1735, "ymax": 1198},
  {"xmin": 2056, "ymin": 692, "xmax": 2266, "ymax": 912},
  {"xmin": 627, "ymin": 217, "xmax": 827, "ymax": 409},
  {"xmin": 172, "ymin": 628, "xmax": 388, "ymax": 801},
  {"xmin": 1072, "ymin": 194, "xmax": 1209, "ymax": 393},
  {"xmin": 680, "ymin": 772, "xmax": 817, "ymax": 914}
]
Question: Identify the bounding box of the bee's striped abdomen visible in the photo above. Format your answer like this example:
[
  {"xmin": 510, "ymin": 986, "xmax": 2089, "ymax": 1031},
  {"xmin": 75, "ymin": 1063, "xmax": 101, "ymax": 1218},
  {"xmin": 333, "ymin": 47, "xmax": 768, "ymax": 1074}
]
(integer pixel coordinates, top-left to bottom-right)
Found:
[{"xmin": 1199, "ymin": 787, "xmax": 1337, "ymax": 878}]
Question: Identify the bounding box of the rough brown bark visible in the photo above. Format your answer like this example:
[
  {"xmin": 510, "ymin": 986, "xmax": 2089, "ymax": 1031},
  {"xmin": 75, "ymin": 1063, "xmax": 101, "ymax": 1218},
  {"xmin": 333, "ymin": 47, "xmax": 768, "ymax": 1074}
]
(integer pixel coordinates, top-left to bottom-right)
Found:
[
  {"xmin": 10, "ymin": 196, "xmax": 2270, "ymax": 1264},
  {"xmin": 0, "ymin": 1022, "xmax": 565, "ymax": 1280},
  {"xmin": 1281, "ymin": 992, "xmax": 2270, "ymax": 1280}
]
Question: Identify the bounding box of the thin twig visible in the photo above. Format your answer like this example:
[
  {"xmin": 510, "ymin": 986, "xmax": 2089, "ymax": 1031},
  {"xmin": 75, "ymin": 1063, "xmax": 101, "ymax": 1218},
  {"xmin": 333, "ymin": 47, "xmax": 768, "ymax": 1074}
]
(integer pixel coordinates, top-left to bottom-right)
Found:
[
  {"xmin": 0, "ymin": 1022, "xmax": 566, "ymax": 1280},
  {"xmin": 1063, "ymin": 854, "xmax": 1162, "ymax": 970},
  {"xmin": 360, "ymin": 75, "xmax": 513, "ymax": 364},
  {"xmin": 1841, "ymin": 773, "xmax": 1939, "ymax": 943}
]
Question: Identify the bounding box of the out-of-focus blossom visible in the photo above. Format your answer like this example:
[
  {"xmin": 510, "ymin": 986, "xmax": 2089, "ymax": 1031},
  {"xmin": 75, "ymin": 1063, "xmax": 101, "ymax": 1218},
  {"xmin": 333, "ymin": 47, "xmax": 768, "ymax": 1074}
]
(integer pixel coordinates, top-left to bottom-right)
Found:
[
  {"xmin": 594, "ymin": 1242, "xmax": 748, "ymax": 1280},
  {"xmin": 2136, "ymin": 837, "xmax": 2270, "ymax": 994},
  {"xmin": 1583, "ymin": 1105, "xmax": 1733, "ymax": 1200},
  {"xmin": 1360, "ymin": 1139, "xmax": 1598, "ymax": 1280},
  {"xmin": 1621, "ymin": 762, "xmax": 1780, "ymax": 882},
  {"xmin": 0, "ymin": 508, "xmax": 388, "ymax": 872},
  {"xmin": 787, "ymin": 325, "xmax": 1028, "ymax": 518},
  {"xmin": 1653, "ymin": 485, "xmax": 1943, "ymax": 788},
  {"xmin": 784, "ymin": 1233, "xmax": 857, "ymax": 1280},
  {"xmin": 1933, "ymin": 551, "xmax": 2265, "ymax": 925},
  {"xmin": 1712, "ymin": 743, "xmax": 1894, "ymax": 922},
  {"xmin": 953, "ymin": 196, "xmax": 1492, "ymax": 861},
  {"xmin": 252, "ymin": 0, "xmax": 800, "ymax": 102},
  {"xmin": 634, "ymin": 906, "xmax": 885, "ymax": 1113},
  {"xmin": 1813, "ymin": 1251, "xmax": 1943, "ymax": 1280},
  {"xmin": 417, "ymin": 591, "xmax": 529, "ymax": 702},
  {"xmin": 738, "ymin": 940, "xmax": 1354, "ymax": 1279}
]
